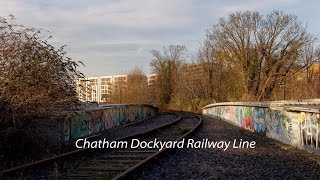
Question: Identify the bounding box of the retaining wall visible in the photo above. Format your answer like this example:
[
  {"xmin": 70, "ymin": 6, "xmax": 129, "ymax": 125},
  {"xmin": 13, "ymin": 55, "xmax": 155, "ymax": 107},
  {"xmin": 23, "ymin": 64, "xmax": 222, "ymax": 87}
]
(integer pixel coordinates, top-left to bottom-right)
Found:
[
  {"xmin": 63, "ymin": 104, "xmax": 158, "ymax": 141},
  {"xmin": 202, "ymin": 99, "xmax": 320, "ymax": 154}
]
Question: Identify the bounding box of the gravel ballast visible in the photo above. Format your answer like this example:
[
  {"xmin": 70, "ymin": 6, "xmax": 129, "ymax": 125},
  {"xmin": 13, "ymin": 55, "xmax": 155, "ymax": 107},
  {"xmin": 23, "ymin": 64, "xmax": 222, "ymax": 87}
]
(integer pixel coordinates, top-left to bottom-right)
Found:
[
  {"xmin": 134, "ymin": 115, "xmax": 320, "ymax": 179},
  {"xmin": 2, "ymin": 114, "xmax": 179, "ymax": 177},
  {"xmin": 100, "ymin": 113, "xmax": 178, "ymax": 140}
]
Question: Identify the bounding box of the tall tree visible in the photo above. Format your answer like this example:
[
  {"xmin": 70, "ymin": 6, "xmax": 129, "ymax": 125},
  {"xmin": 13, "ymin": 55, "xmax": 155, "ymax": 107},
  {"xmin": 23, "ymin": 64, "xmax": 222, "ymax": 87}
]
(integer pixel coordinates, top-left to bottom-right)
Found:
[
  {"xmin": 206, "ymin": 10, "xmax": 313, "ymax": 101},
  {"xmin": 197, "ymin": 40, "xmax": 216, "ymax": 100},
  {"xmin": 124, "ymin": 67, "xmax": 148, "ymax": 104},
  {"xmin": 109, "ymin": 76, "xmax": 127, "ymax": 104},
  {"xmin": 150, "ymin": 45, "xmax": 186, "ymax": 106}
]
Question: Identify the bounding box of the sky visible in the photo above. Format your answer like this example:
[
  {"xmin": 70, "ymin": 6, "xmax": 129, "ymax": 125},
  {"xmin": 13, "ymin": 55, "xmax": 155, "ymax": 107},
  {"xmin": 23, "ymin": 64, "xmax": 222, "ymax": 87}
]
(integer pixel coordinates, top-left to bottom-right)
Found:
[{"xmin": 1, "ymin": 0, "xmax": 320, "ymax": 77}]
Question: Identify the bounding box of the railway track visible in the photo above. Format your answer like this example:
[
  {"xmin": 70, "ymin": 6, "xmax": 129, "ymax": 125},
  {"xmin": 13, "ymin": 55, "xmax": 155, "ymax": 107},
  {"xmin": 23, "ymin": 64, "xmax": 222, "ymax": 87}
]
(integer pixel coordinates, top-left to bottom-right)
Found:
[{"xmin": 1, "ymin": 113, "xmax": 202, "ymax": 179}]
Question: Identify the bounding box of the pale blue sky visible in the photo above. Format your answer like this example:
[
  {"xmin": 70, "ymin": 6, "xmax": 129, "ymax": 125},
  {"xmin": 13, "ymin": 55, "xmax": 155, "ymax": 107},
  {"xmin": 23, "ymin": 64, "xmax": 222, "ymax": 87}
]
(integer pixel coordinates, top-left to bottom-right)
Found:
[{"xmin": 1, "ymin": 0, "xmax": 320, "ymax": 76}]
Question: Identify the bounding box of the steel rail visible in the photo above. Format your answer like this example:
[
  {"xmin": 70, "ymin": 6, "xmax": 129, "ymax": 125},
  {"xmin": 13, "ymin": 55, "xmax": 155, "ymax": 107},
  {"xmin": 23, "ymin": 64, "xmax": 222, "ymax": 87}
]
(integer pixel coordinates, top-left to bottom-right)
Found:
[
  {"xmin": 112, "ymin": 114, "xmax": 203, "ymax": 180},
  {"xmin": 1, "ymin": 113, "xmax": 181, "ymax": 178}
]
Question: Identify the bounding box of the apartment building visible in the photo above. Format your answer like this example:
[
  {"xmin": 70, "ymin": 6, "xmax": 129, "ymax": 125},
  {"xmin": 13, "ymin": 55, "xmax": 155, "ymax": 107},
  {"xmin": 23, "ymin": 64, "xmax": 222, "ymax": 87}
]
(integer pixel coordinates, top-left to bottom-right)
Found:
[
  {"xmin": 76, "ymin": 78, "xmax": 88, "ymax": 102},
  {"xmin": 77, "ymin": 73, "xmax": 160, "ymax": 104},
  {"xmin": 147, "ymin": 74, "xmax": 157, "ymax": 105},
  {"xmin": 100, "ymin": 76, "xmax": 113, "ymax": 103},
  {"xmin": 114, "ymin": 75, "xmax": 127, "ymax": 83},
  {"xmin": 87, "ymin": 77, "xmax": 99, "ymax": 102},
  {"xmin": 76, "ymin": 75, "xmax": 128, "ymax": 103}
]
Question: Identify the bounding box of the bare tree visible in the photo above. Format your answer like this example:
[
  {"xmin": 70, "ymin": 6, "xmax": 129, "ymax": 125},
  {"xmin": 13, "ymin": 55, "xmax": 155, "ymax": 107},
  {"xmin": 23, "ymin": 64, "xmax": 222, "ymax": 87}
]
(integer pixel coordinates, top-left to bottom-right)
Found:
[
  {"xmin": 197, "ymin": 40, "xmax": 216, "ymax": 100},
  {"xmin": 300, "ymin": 42, "xmax": 320, "ymax": 81},
  {"xmin": 124, "ymin": 67, "xmax": 148, "ymax": 104},
  {"xmin": 197, "ymin": 38, "xmax": 246, "ymax": 102},
  {"xmin": 148, "ymin": 11, "xmax": 319, "ymax": 112},
  {"xmin": 150, "ymin": 45, "xmax": 186, "ymax": 106},
  {"xmin": 110, "ymin": 76, "xmax": 127, "ymax": 104},
  {"xmin": 206, "ymin": 10, "xmax": 313, "ymax": 101},
  {"xmin": 284, "ymin": 43, "xmax": 320, "ymax": 99}
]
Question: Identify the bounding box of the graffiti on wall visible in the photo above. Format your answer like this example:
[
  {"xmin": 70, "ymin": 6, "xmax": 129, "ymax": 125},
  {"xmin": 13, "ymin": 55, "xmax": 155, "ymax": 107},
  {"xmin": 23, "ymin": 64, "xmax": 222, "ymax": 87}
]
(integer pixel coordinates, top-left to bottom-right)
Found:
[
  {"xmin": 229, "ymin": 106, "xmax": 236, "ymax": 124},
  {"xmin": 69, "ymin": 112, "xmax": 91, "ymax": 140},
  {"xmin": 90, "ymin": 110, "xmax": 104, "ymax": 134},
  {"xmin": 301, "ymin": 112, "xmax": 320, "ymax": 149},
  {"xmin": 221, "ymin": 106, "xmax": 230, "ymax": 121},
  {"xmin": 253, "ymin": 108, "xmax": 267, "ymax": 135},
  {"xmin": 211, "ymin": 106, "xmax": 266, "ymax": 133},
  {"xmin": 235, "ymin": 107, "xmax": 242, "ymax": 127},
  {"xmin": 103, "ymin": 108, "xmax": 116, "ymax": 129},
  {"xmin": 63, "ymin": 118, "xmax": 70, "ymax": 141},
  {"xmin": 241, "ymin": 107, "xmax": 254, "ymax": 131},
  {"xmin": 63, "ymin": 105, "xmax": 158, "ymax": 140},
  {"xmin": 266, "ymin": 110, "xmax": 283, "ymax": 139},
  {"xmin": 285, "ymin": 112, "xmax": 300, "ymax": 145},
  {"xmin": 203, "ymin": 105, "xmax": 320, "ymax": 153}
]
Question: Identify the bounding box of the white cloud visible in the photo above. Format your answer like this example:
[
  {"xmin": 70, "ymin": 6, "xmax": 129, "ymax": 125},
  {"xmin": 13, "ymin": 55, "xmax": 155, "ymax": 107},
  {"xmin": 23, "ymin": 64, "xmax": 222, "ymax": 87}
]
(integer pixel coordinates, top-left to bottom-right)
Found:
[
  {"xmin": 0, "ymin": 0, "xmax": 304, "ymax": 76},
  {"xmin": 217, "ymin": 0, "xmax": 297, "ymax": 13}
]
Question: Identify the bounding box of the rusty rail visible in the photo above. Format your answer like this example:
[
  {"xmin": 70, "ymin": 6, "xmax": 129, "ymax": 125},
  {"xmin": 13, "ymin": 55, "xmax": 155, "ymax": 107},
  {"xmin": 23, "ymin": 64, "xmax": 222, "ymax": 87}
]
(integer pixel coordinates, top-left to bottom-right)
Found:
[
  {"xmin": 1, "ymin": 113, "xmax": 181, "ymax": 178},
  {"xmin": 112, "ymin": 114, "xmax": 203, "ymax": 180}
]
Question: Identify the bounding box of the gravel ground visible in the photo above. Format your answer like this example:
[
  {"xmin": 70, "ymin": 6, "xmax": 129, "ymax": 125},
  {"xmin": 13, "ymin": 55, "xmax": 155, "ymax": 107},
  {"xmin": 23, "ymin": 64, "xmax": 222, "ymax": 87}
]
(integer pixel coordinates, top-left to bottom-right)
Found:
[
  {"xmin": 100, "ymin": 113, "xmax": 178, "ymax": 140},
  {"xmin": 2, "ymin": 114, "xmax": 178, "ymax": 178},
  {"xmin": 134, "ymin": 115, "xmax": 320, "ymax": 179},
  {"xmin": 59, "ymin": 114, "xmax": 199, "ymax": 179}
]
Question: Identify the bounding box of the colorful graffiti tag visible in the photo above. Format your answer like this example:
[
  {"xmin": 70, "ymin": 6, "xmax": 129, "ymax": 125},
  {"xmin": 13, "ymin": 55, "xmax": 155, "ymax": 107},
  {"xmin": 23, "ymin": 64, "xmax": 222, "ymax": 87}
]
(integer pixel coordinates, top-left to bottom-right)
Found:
[
  {"xmin": 301, "ymin": 112, "xmax": 320, "ymax": 148},
  {"xmin": 242, "ymin": 107, "xmax": 254, "ymax": 131},
  {"xmin": 253, "ymin": 108, "xmax": 266, "ymax": 135},
  {"xmin": 266, "ymin": 110, "xmax": 283, "ymax": 138},
  {"xmin": 64, "ymin": 105, "xmax": 158, "ymax": 140},
  {"xmin": 203, "ymin": 104, "xmax": 320, "ymax": 153}
]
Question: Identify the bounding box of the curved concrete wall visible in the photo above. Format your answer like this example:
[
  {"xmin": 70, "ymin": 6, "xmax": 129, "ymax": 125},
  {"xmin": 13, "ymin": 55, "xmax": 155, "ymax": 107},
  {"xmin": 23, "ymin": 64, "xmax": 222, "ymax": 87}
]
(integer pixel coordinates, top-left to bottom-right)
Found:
[
  {"xmin": 202, "ymin": 100, "xmax": 320, "ymax": 154},
  {"xmin": 63, "ymin": 104, "xmax": 158, "ymax": 141}
]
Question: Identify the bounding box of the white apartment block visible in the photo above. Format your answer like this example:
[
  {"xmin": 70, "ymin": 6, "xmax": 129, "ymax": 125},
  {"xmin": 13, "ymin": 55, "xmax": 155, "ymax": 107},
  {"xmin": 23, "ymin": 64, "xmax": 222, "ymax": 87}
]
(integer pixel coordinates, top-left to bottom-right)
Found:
[
  {"xmin": 76, "ymin": 75, "xmax": 128, "ymax": 103},
  {"xmin": 147, "ymin": 74, "xmax": 157, "ymax": 105},
  {"xmin": 147, "ymin": 74, "xmax": 156, "ymax": 85},
  {"xmin": 100, "ymin": 76, "xmax": 113, "ymax": 102},
  {"xmin": 77, "ymin": 74, "xmax": 158, "ymax": 104}
]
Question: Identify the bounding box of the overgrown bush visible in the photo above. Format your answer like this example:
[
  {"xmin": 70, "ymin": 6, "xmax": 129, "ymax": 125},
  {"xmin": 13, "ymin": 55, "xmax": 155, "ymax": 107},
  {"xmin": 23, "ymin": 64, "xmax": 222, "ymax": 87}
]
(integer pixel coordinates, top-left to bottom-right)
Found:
[{"xmin": 0, "ymin": 15, "xmax": 84, "ymax": 163}]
